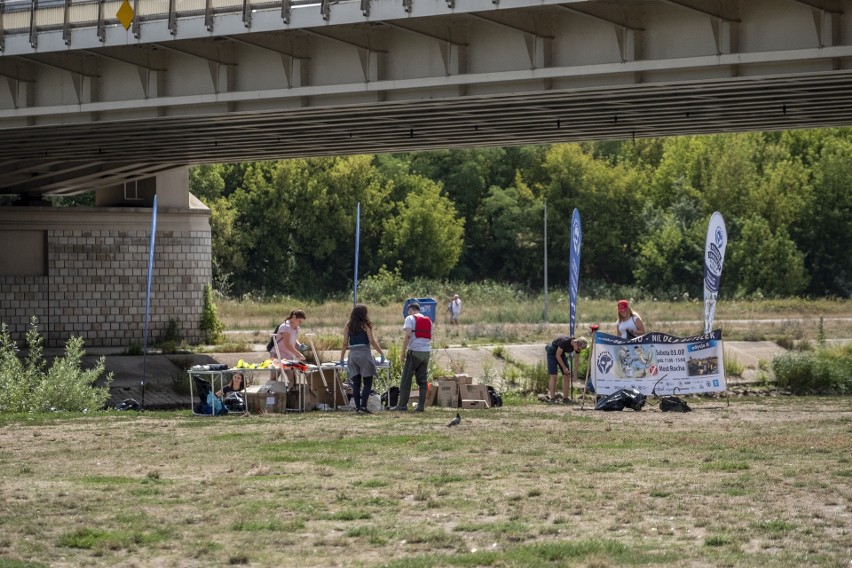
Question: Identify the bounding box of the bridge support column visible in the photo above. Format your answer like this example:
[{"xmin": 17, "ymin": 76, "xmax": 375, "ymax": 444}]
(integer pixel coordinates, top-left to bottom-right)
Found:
[{"xmin": 0, "ymin": 168, "xmax": 212, "ymax": 349}]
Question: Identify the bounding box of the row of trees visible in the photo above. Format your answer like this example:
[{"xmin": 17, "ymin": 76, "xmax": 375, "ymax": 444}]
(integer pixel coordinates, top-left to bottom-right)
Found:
[{"xmin": 190, "ymin": 128, "xmax": 852, "ymax": 299}]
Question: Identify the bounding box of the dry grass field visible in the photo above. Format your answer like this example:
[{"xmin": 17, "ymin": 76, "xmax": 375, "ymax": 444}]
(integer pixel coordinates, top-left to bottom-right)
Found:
[
  {"xmin": 216, "ymin": 297, "xmax": 852, "ymax": 351},
  {"xmin": 1, "ymin": 397, "xmax": 850, "ymax": 568}
]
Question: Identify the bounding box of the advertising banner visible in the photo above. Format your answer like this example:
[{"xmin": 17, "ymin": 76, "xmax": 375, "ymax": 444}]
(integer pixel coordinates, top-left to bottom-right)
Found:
[
  {"xmin": 568, "ymin": 208, "xmax": 582, "ymax": 337},
  {"xmin": 591, "ymin": 330, "xmax": 726, "ymax": 396},
  {"xmin": 703, "ymin": 212, "xmax": 728, "ymax": 334}
]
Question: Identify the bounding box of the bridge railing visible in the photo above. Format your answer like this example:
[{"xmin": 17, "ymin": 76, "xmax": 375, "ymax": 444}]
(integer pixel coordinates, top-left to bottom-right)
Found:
[{"xmin": 0, "ymin": 0, "xmax": 345, "ymax": 50}]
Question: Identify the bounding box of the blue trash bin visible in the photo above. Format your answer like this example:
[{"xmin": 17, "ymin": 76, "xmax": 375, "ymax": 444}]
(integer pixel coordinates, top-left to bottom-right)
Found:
[{"xmin": 403, "ymin": 298, "xmax": 437, "ymax": 322}]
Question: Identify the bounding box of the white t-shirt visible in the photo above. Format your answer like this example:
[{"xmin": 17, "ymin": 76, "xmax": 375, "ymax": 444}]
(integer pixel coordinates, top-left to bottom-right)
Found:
[
  {"xmin": 271, "ymin": 320, "xmax": 300, "ymax": 358},
  {"xmin": 617, "ymin": 316, "xmax": 641, "ymax": 339},
  {"xmin": 450, "ymin": 298, "xmax": 462, "ymax": 316},
  {"xmin": 404, "ymin": 314, "xmax": 431, "ymax": 352}
]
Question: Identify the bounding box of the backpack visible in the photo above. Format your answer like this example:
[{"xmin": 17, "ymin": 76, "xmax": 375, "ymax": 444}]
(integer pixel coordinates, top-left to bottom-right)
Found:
[{"xmin": 266, "ymin": 322, "xmax": 284, "ymax": 352}]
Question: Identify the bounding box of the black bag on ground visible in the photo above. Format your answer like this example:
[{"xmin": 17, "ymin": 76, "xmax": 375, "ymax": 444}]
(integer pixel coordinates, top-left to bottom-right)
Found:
[
  {"xmin": 380, "ymin": 386, "xmax": 400, "ymax": 408},
  {"xmin": 193, "ymin": 376, "xmax": 212, "ymax": 414},
  {"xmin": 486, "ymin": 385, "xmax": 503, "ymax": 407},
  {"xmin": 595, "ymin": 388, "xmax": 646, "ymax": 412},
  {"xmin": 115, "ymin": 398, "xmax": 141, "ymax": 411},
  {"xmin": 660, "ymin": 395, "xmax": 691, "ymax": 412},
  {"xmin": 223, "ymin": 392, "xmax": 246, "ymax": 412}
]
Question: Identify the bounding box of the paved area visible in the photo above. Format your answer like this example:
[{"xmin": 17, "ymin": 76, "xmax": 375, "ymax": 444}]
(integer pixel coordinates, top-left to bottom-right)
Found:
[{"xmin": 87, "ymin": 340, "xmax": 810, "ymax": 410}]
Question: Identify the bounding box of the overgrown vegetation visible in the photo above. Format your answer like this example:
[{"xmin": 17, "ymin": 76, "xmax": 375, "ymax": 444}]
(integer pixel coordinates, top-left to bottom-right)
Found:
[
  {"xmin": 200, "ymin": 283, "xmax": 225, "ymax": 344},
  {"xmin": 0, "ymin": 318, "xmax": 113, "ymax": 413},
  {"xmin": 192, "ymin": 129, "xmax": 852, "ymax": 300},
  {"xmin": 771, "ymin": 345, "xmax": 852, "ymax": 394}
]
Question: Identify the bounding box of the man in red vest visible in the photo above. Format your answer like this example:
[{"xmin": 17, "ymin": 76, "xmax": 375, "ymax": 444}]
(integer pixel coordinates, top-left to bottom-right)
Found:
[{"xmin": 390, "ymin": 301, "xmax": 432, "ymax": 412}]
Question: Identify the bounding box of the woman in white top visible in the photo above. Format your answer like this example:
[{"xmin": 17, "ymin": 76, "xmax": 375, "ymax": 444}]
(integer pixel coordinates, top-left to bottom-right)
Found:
[
  {"xmin": 270, "ymin": 309, "xmax": 307, "ymax": 361},
  {"xmin": 616, "ymin": 300, "xmax": 645, "ymax": 339}
]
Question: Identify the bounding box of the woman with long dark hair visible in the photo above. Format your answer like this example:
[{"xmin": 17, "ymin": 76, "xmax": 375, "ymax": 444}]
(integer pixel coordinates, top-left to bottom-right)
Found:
[{"xmin": 340, "ymin": 304, "xmax": 384, "ymax": 413}]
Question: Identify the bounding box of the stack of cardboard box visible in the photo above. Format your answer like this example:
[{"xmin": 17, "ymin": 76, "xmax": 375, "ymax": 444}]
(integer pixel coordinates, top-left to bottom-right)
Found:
[{"xmin": 425, "ymin": 374, "xmax": 490, "ymax": 409}]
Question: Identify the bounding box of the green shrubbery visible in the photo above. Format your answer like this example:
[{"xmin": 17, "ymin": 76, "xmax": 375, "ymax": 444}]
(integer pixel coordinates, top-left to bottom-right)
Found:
[
  {"xmin": 0, "ymin": 318, "xmax": 113, "ymax": 413},
  {"xmin": 771, "ymin": 345, "xmax": 852, "ymax": 394},
  {"xmin": 200, "ymin": 283, "xmax": 225, "ymax": 344}
]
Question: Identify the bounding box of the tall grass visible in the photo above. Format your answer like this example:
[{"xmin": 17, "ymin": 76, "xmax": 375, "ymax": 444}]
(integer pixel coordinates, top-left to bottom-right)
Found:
[
  {"xmin": 214, "ymin": 285, "xmax": 851, "ymax": 349},
  {"xmin": 771, "ymin": 345, "xmax": 852, "ymax": 394}
]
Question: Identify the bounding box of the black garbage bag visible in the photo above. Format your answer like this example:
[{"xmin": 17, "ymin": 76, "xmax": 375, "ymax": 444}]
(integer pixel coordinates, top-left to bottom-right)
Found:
[
  {"xmin": 115, "ymin": 398, "xmax": 141, "ymax": 411},
  {"xmin": 193, "ymin": 376, "xmax": 212, "ymax": 401},
  {"xmin": 660, "ymin": 395, "xmax": 691, "ymax": 412},
  {"xmin": 595, "ymin": 388, "xmax": 646, "ymax": 412},
  {"xmin": 380, "ymin": 386, "xmax": 400, "ymax": 408},
  {"xmin": 486, "ymin": 385, "xmax": 503, "ymax": 407},
  {"xmin": 223, "ymin": 391, "xmax": 246, "ymax": 412}
]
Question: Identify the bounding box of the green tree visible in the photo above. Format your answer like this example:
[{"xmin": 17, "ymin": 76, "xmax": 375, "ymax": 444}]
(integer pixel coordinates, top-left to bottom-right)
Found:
[
  {"xmin": 188, "ymin": 164, "xmax": 226, "ymax": 201},
  {"xmin": 542, "ymin": 144, "xmax": 648, "ymax": 285},
  {"xmin": 634, "ymin": 209, "xmax": 704, "ymax": 298},
  {"xmin": 471, "ymin": 173, "xmax": 544, "ymax": 283},
  {"xmin": 379, "ymin": 175, "xmax": 465, "ymax": 279},
  {"xmin": 222, "ymin": 162, "xmax": 290, "ymax": 295},
  {"xmin": 726, "ymin": 216, "xmax": 809, "ymax": 297},
  {"xmin": 799, "ymin": 136, "xmax": 852, "ymax": 296}
]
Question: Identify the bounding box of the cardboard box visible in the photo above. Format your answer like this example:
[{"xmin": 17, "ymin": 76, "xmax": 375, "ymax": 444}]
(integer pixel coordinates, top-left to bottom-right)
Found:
[
  {"xmin": 461, "ymin": 399, "xmax": 489, "ymax": 409},
  {"xmin": 459, "ymin": 384, "xmax": 490, "ymax": 407},
  {"xmin": 286, "ymin": 385, "xmax": 319, "ymax": 411},
  {"xmin": 269, "ymin": 367, "xmax": 295, "ymax": 384},
  {"xmin": 408, "ymin": 382, "xmax": 438, "ymax": 407},
  {"xmin": 263, "ymin": 380, "xmax": 290, "ymax": 393},
  {"xmin": 454, "ymin": 374, "xmax": 473, "ymax": 385},
  {"xmin": 245, "ymin": 386, "xmax": 286, "ymax": 413},
  {"xmin": 307, "ymin": 368, "xmax": 347, "ymax": 407},
  {"xmin": 436, "ymin": 381, "xmax": 459, "ymax": 408},
  {"xmin": 425, "ymin": 383, "xmax": 437, "ymax": 407}
]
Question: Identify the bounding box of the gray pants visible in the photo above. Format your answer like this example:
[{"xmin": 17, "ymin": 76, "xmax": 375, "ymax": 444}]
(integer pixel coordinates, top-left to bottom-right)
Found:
[{"xmin": 398, "ymin": 350, "xmax": 430, "ymax": 409}]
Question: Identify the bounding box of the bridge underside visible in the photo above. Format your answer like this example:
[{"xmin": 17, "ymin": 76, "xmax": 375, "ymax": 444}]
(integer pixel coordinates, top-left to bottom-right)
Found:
[{"xmin": 2, "ymin": 0, "xmax": 852, "ymax": 196}]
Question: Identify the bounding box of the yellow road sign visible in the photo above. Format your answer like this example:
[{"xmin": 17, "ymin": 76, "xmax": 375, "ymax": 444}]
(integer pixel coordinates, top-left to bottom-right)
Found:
[{"xmin": 117, "ymin": 0, "xmax": 134, "ymax": 30}]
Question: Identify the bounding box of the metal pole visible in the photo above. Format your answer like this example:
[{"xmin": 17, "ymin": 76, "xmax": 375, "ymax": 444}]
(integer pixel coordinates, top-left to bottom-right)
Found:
[
  {"xmin": 353, "ymin": 202, "xmax": 361, "ymax": 305},
  {"xmin": 142, "ymin": 195, "xmax": 158, "ymax": 409},
  {"xmin": 543, "ymin": 200, "xmax": 548, "ymax": 322}
]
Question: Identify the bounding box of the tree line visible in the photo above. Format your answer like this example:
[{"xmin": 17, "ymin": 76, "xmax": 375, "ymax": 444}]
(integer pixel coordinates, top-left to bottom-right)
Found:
[{"xmin": 190, "ymin": 128, "xmax": 852, "ymax": 300}]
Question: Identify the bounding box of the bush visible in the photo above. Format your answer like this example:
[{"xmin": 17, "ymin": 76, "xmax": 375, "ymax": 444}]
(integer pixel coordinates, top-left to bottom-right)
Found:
[
  {"xmin": 0, "ymin": 318, "xmax": 113, "ymax": 413},
  {"xmin": 200, "ymin": 283, "xmax": 225, "ymax": 344},
  {"xmin": 771, "ymin": 346, "xmax": 852, "ymax": 395}
]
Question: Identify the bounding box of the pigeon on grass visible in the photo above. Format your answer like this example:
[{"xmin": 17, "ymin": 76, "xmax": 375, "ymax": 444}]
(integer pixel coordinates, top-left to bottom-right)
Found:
[{"xmin": 447, "ymin": 413, "xmax": 461, "ymax": 427}]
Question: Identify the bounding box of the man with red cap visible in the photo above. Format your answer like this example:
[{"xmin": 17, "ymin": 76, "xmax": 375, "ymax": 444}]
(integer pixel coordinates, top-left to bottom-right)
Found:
[{"xmin": 616, "ymin": 300, "xmax": 646, "ymax": 339}]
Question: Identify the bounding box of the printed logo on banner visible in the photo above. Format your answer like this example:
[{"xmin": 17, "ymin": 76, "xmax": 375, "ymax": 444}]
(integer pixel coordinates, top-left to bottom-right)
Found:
[
  {"xmin": 713, "ymin": 379, "xmax": 720, "ymax": 387},
  {"xmin": 706, "ymin": 245, "xmax": 724, "ymax": 293},
  {"xmin": 648, "ymin": 365, "xmax": 658, "ymax": 376},
  {"xmin": 596, "ymin": 351, "xmax": 614, "ymax": 374},
  {"xmin": 715, "ymin": 226, "xmax": 725, "ymax": 248},
  {"xmin": 572, "ymin": 222, "xmax": 581, "ymax": 255}
]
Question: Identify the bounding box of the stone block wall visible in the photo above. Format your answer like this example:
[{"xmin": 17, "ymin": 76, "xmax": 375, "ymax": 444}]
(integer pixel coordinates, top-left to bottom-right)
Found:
[{"xmin": 0, "ymin": 205, "xmax": 211, "ymax": 348}]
